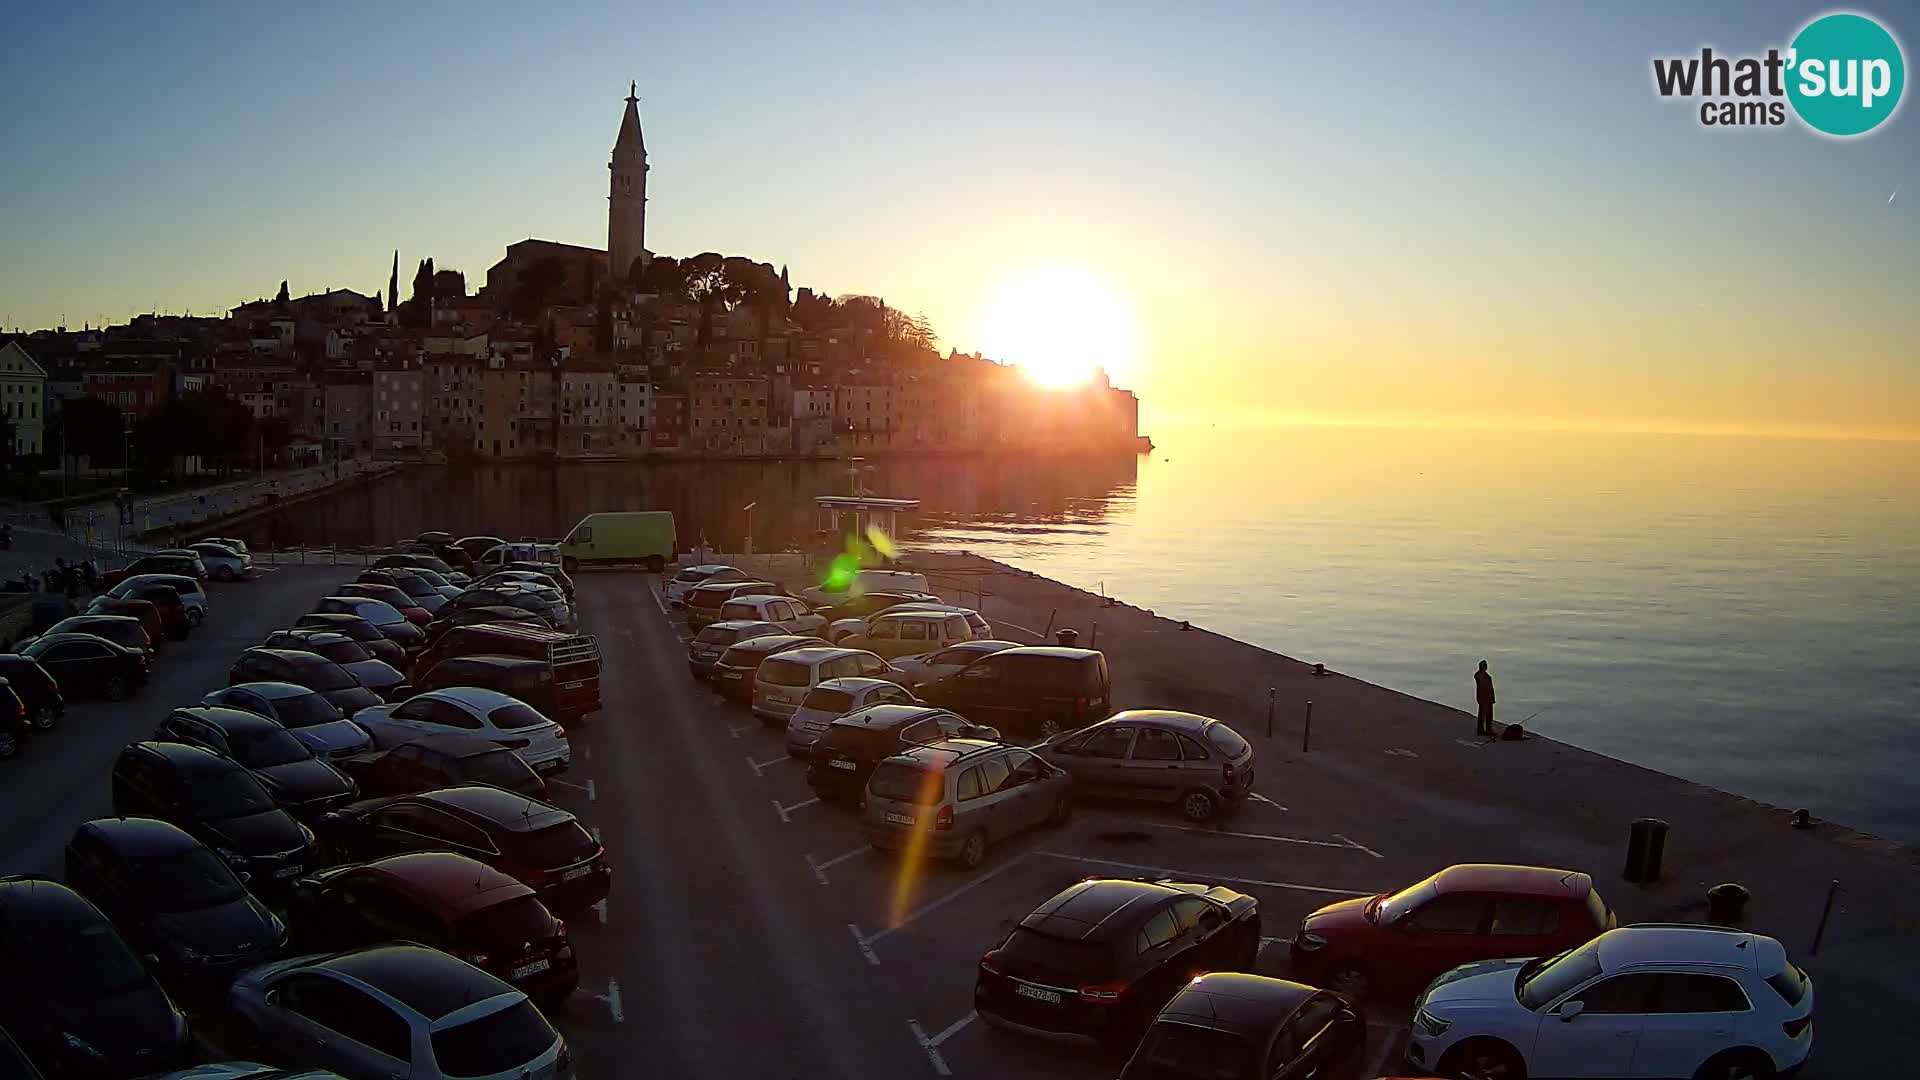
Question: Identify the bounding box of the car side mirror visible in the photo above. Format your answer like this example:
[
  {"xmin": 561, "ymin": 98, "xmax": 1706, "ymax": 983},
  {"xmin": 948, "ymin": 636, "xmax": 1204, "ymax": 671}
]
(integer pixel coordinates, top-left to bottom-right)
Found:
[{"xmin": 1558, "ymin": 1000, "xmax": 1585, "ymax": 1022}]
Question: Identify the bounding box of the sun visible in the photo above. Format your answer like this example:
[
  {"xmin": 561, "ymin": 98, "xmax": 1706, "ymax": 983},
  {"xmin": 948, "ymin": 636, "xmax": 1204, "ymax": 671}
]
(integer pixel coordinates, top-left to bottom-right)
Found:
[{"xmin": 979, "ymin": 265, "xmax": 1138, "ymax": 389}]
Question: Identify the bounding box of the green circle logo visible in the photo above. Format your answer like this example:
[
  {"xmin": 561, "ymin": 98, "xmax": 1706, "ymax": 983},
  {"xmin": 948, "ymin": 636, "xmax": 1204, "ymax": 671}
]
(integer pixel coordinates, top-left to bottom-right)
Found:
[{"xmin": 1787, "ymin": 13, "xmax": 1905, "ymax": 136}]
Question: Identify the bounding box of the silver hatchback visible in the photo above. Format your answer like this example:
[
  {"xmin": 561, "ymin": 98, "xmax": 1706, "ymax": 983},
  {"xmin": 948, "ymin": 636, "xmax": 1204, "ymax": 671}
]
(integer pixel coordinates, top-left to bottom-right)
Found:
[
  {"xmin": 1034, "ymin": 709, "xmax": 1255, "ymax": 823},
  {"xmin": 863, "ymin": 740, "xmax": 1073, "ymax": 869}
]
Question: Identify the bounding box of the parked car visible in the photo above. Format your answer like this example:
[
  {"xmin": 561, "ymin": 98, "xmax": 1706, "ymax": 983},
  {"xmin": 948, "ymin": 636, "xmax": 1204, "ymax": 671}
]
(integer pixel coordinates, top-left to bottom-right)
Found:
[
  {"xmin": 715, "ymin": 594, "xmax": 828, "ymax": 636},
  {"xmin": 711, "ymin": 634, "xmax": 831, "ymax": 705},
  {"xmin": 227, "ymin": 944, "xmax": 570, "ymax": 1080},
  {"xmin": 338, "ymin": 733, "xmax": 548, "ymax": 800},
  {"xmin": 453, "ymin": 535, "xmax": 508, "ymax": 563},
  {"xmin": 477, "ymin": 567, "xmax": 575, "ymax": 602},
  {"xmin": 82, "ymin": 594, "xmax": 169, "ymax": 645},
  {"xmin": 420, "ymin": 604, "xmax": 547, "ymax": 643},
  {"xmin": 99, "ymin": 552, "xmax": 206, "ymax": 588},
  {"xmin": 1291, "ymin": 863, "xmax": 1617, "ymax": 1001},
  {"xmin": 976, "ymin": 876, "xmax": 1263, "ymax": 1047},
  {"xmin": 0, "ymin": 876, "xmax": 191, "ymax": 1076},
  {"xmin": 838, "ymin": 609, "xmax": 979, "ymax": 658},
  {"xmin": 153, "ymin": 707, "xmax": 357, "ymax": 818},
  {"xmin": 139, "ymin": 1063, "xmax": 343, "ymax": 1080},
  {"xmin": 189, "ymin": 542, "xmax": 252, "ymax": 582},
  {"xmin": 439, "ymin": 585, "xmax": 572, "ymax": 632},
  {"xmin": 286, "ymin": 852, "xmax": 577, "ymax": 1003},
  {"xmin": 94, "ymin": 581, "xmax": 191, "ymax": 640},
  {"xmin": 880, "ymin": 601, "xmax": 992, "ymax": 638},
  {"xmin": 784, "ymin": 677, "xmax": 919, "ymax": 757},
  {"xmin": 411, "ymin": 622, "xmax": 600, "ymax": 720},
  {"xmin": 864, "ymin": 739, "xmax": 1070, "ymax": 867},
  {"xmin": 37, "ymin": 614, "xmax": 154, "ymax": 658},
  {"xmin": 197, "ymin": 536, "xmax": 251, "ymax": 557},
  {"xmin": 335, "ymin": 583, "xmax": 431, "ymax": 626},
  {"xmin": 685, "ymin": 619, "xmax": 783, "ymax": 678},
  {"xmin": 1406, "ymin": 925, "xmax": 1814, "ymax": 1080},
  {"xmin": 0, "ymin": 680, "xmax": 28, "ymax": 759},
  {"xmin": 798, "ymin": 568, "xmax": 934, "ymax": 609},
  {"xmin": 64, "ymin": 817, "xmax": 287, "ymax": 991},
  {"xmin": 351, "ymin": 687, "xmax": 571, "ymax": 774},
  {"xmin": 413, "ymin": 655, "xmax": 580, "ymax": 722},
  {"xmin": 19, "ymin": 631, "xmax": 150, "ymax": 700},
  {"xmin": 262, "ymin": 630, "xmax": 412, "ymax": 702},
  {"xmin": 112, "ymin": 573, "xmax": 210, "ymax": 626},
  {"xmin": 805, "ymin": 703, "xmax": 999, "ymax": 804},
  {"xmin": 888, "ymin": 639, "xmax": 1022, "ymax": 689},
  {"xmin": 0, "ymin": 653, "xmax": 61, "ymax": 734},
  {"xmin": 1035, "ymin": 710, "xmax": 1254, "ymax": 824},
  {"xmin": 371, "ymin": 552, "xmax": 469, "ymax": 586},
  {"xmin": 683, "ymin": 579, "xmax": 778, "ymax": 631},
  {"xmin": 317, "ymin": 786, "xmax": 609, "ymax": 912},
  {"xmin": 310, "ymin": 596, "xmax": 427, "ymax": 651},
  {"xmin": 289, "ymin": 612, "xmax": 409, "ymax": 666},
  {"xmin": 0, "ymin": 1027, "xmax": 42, "ymax": 1080},
  {"xmin": 664, "ymin": 563, "xmax": 748, "ymax": 606},
  {"xmin": 356, "ymin": 569, "xmax": 447, "ymax": 613},
  {"xmin": 402, "ymin": 567, "xmax": 465, "ymax": 599},
  {"xmin": 229, "ymin": 648, "xmax": 383, "ymax": 714},
  {"xmin": 203, "ymin": 682, "xmax": 371, "ymax": 759},
  {"xmin": 816, "ymin": 589, "xmax": 943, "ymax": 633},
  {"xmin": 752, "ymin": 645, "xmax": 903, "ymax": 722},
  {"xmin": 557, "ymin": 509, "xmax": 675, "ymax": 573},
  {"xmin": 111, "ymin": 741, "xmax": 319, "ymax": 888},
  {"xmin": 1119, "ymin": 975, "xmax": 1365, "ymax": 1080},
  {"xmin": 918, "ymin": 645, "xmax": 1112, "ymax": 740}
]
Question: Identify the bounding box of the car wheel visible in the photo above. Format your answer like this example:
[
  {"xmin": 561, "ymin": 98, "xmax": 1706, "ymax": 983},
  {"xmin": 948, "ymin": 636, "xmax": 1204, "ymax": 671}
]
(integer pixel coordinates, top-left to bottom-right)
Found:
[
  {"xmin": 1327, "ymin": 964, "xmax": 1370, "ymax": 1000},
  {"xmin": 1440, "ymin": 1038, "xmax": 1527, "ymax": 1080},
  {"xmin": 187, "ymin": 608, "xmax": 204, "ymax": 626},
  {"xmin": 1693, "ymin": 1051, "xmax": 1775, "ymax": 1080},
  {"xmin": 1178, "ymin": 788, "xmax": 1218, "ymax": 823},
  {"xmin": 1035, "ymin": 717, "xmax": 1062, "ymax": 740},
  {"xmin": 1046, "ymin": 795, "xmax": 1071, "ymax": 827},
  {"xmin": 103, "ymin": 676, "xmax": 131, "ymax": 702},
  {"xmin": 0, "ymin": 729, "xmax": 17, "ymax": 759},
  {"xmin": 215, "ymin": 566, "xmax": 236, "ymax": 582},
  {"xmin": 29, "ymin": 705, "xmax": 58, "ymax": 732},
  {"xmin": 957, "ymin": 830, "xmax": 988, "ymax": 869}
]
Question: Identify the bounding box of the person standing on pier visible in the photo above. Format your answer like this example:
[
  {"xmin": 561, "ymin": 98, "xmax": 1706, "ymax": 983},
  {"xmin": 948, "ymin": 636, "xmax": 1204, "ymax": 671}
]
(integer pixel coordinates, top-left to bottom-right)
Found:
[{"xmin": 1474, "ymin": 660, "xmax": 1497, "ymax": 736}]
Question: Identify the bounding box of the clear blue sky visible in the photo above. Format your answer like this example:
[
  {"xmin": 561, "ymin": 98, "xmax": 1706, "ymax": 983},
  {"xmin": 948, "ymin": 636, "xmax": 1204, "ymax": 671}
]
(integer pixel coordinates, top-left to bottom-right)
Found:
[{"xmin": 3, "ymin": 2, "xmax": 1914, "ymax": 435}]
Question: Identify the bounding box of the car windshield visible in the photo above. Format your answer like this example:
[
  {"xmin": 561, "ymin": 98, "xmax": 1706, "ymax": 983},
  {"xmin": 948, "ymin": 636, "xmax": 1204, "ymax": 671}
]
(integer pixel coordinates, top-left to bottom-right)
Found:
[
  {"xmin": 316, "ymin": 639, "xmax": 372, "ymax": 664},
  {"xmin": 801, "ymin": 687, "xmax": 855, "ymax": 713},
  {"xmin": 1124, "ymin": 1022, "xmax": 1254, "ymax": 1080},
  {"xmin": 454, "ymin": 895, "xmax": 552, "ymax": 948},
  {"xmin": 29, "ymin": 919, "xmax": 151, "ymax": 997},
  {"xmin": 187, "ymin": 771, "xmax": 277, "ymax": 817},
  {"xmin": 274, "ymin": 692, "xmax": 342, "ymax": 728},
  {"xmin": 1375, "ymin": 878, "xmax": 1436, "ymax": 924},
  {"xmin": 1517, "ymin": 941, "xmax": 1604, "ymax": 1010},
  {"xmin": 820, "ymin": 723, "xmax": 899, "ymax": 757},
  {"xmin": 228, "ymin": 726, "xmax": 312, "ymax": 767},
  {"xmin": 394, "ymin": 577, "xmax": 435, "ymax": 598},
  {"xmin": 466, "ymin": 751, "xmax": 542, "ymax": 792},
  {"xmin": 868, "ymin": 762, "xmax": 943, "ymax": 804},
  {"xmin": 133, "ymin": 848, "xmax": 247, "ymax": 912},
  {"xmin": 296, "ymin": 660, "xmax": 358, "ymax": 691},
  {"xmin": 757, "ymin": 658, "xmax": 811, "ymax": 686},
  {"xmin": 488, "ymin": 703, "xmax": 550, "ymax": 730},
  {"xmin": 693, "ymin": 626, "xmax": 740, "ymax": 645},
  {"xmin": 355, "ymin": 601, "xmax": 405, "ymax": 625},
  {"xmin": 430, "ymin": 999, "xmax": 556, "ymax": 1079},
  {"xmin": 512, "ymin": 821, "xmax": 597, "ymax": 868}
]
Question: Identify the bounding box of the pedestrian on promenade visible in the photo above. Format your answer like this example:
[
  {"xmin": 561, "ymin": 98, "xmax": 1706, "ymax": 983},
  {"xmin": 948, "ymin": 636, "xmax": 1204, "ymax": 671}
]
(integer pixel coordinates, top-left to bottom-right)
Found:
[{"xmin": 1474, "ymin": 660, "xmax": 1496, "ymax": 736}]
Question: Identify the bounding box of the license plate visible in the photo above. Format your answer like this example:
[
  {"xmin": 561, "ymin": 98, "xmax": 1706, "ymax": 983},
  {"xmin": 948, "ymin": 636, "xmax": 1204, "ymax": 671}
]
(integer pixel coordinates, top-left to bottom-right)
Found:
[
  {"xmin": 885, "ymin": 812, "xmax": 915, "ymax": 825},
  {"xmin": 512, "ymin": 958, "xmax": 551, "ymax": 980},
  {"xmin": 272, "ymin": 864, "xmax": 303, "ymax": 879},
  {"xmin": 829, "ymin": 759, "xmax": 857, "ymax": 771},
  {"xmin": 536, "ymin": 758, "xmax": 562, "ymax": 772},
  {"xmin": 562, "ymin": 866, "xmax": 591, "ymax": 882},
  {"xmin": 562, "ymin": 680, "xmax": 584, "ymax": 690},
  {"xmin": 1015, "ymin": 984, "xmax": 1063, "ymax": 1004}
]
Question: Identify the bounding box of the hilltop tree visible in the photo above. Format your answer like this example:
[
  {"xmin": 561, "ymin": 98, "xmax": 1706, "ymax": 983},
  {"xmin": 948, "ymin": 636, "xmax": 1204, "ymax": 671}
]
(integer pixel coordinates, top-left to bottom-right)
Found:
[{"xmin": 275, "ymin": 280, "xmax": 290, "ymax": 305}]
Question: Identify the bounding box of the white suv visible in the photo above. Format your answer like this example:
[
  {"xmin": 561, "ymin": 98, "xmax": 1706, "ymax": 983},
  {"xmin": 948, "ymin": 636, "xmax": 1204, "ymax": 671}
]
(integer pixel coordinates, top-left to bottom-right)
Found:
[{"xmin": 1407, "ymin": 924, "xmax": 1813, "ymax": 1080}]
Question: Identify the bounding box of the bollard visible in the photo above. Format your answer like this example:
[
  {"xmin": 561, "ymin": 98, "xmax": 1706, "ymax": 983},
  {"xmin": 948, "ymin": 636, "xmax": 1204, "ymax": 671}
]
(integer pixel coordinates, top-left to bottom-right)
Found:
[
  {"xmin": 1266, "ymin": 687, "xmax": 1275, "ymax": 738},
  {"xmin": 1301, "ymin": 700, "xmax": 1313, "ymax": 753},
  {"xmin": 1089, "ymin": 622, "xmax": 1097, "ymax": 647},
  {"xmin": 1623, "ymin": 818, "xmax": 1671, "ymax": 883},
  {"xmin": 1706, "ymin": 883, "xmax": 1750, "ymax": 926},
  {"xmin": 1054, "ymin": 628, "xmax": 1079, "ymax": 648},
  {"xmin": 1810, "ymin": 879, "xmax": 1840, "ymax": 955}
]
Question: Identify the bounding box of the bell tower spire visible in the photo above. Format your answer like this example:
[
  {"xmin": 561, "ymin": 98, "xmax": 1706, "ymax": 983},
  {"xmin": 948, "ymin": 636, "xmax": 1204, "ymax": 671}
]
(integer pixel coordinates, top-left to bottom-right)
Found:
[{"xmin": 608, "ymin": 82, "xmax": 649, "ymax": 285}]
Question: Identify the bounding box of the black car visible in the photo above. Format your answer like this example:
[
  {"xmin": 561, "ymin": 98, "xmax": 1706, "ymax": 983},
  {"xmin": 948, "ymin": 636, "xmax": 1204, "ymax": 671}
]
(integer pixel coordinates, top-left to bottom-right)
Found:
[
  {"xmin": 711, "ymin": 634, "xmax": 828, "ymax": 704},
  {"xmin": 228, "ymin": 648, "xmax": 382, "ymax": 714},
  {"xmin": 817, "ymin": 589, "xmax": 942, "ymax": 623},
  {"xmin": 287, "ymin": 612, "xmax": 408, "ymax": 667},
  {"xmin": 318, "ymin": 786, "xmax": 609, "ymax": 913},
  {"xmin": 1119, "ymin": 974, "xmax": 1364, "ymax": 1080},
  {"xmin": 0, "ymin": 654, "xmax": 61, "ymax": 734},
  {"xmin": 37, "ymin": 615, "xmax": 153, "ymax": 658},
  {"xmin": 918, "ymin": 645, "xmax": 1112, "ymax": 739},
  {"xmin": 260, "ymin": 630, "xmax": 412, "ymax": 702},
  {"xmin": 63, "ymin": 817, "xmax": 288, "ymax": 992},
  {"xmin": 340, "ymin": 732, "xmax": 548, "ymax": 799},
  {"xmin": 422, "ymin": 604, "xmax": 547, "ymax": 643},
  {"xmin": 976, "ymin": 877, "xmax": 1262, "ymax": 1047},
  {"xmin": 152, "ymin": 707, "xmax": 357, "ymax": 818},
  {"xmin": 0, "ymin": 1025, "xmax": 43, "ymax": 1080},
  {"xmin": 440, "ymin": 588, "xmax": 567, "ymax": 629},
  {"xmin": 374, "ymin": 551, "xmax": 467, "ymax": 581},
  {"xmin": 805, "ymin": 704, "xmax": 996, "ymax": 803},
  {"xmin": 357, "ymin": 568, "xmax": 446, "ymax": 611},
  {"xmin": 411, "ymin": 654, "xmax": 557, "ymax": 713},
  {"xmin": 0, "ymin": 876, "xmax": 190, "ymax": 1077},
  {"xmin": 19, "ymin": 633, "xmax": 150, "ymax": 701},
  {"xmin": 201, "ymin": 682, "xmax": 371, "ymax": 760},
  {"xmin": 497, "ymin": 561, "xmax": 576, "ymax": 598},
  {"xmin": 287, "ymin": 852, "xmax": 576, "ymax": 1003},
  {"xmin": 110, "ymin": 741, "xmax": 318, "ymax": 891},
  {"xmin": 0, "ymin": 680, "xmax": 27, "ymax": 760}
]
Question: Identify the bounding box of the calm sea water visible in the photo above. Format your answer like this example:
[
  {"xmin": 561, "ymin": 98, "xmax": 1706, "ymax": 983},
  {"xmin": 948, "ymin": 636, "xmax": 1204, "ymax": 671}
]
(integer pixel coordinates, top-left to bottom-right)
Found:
[{"xmin": 255, "ymin": 425, "xmax": 1920, "ymax": 844}]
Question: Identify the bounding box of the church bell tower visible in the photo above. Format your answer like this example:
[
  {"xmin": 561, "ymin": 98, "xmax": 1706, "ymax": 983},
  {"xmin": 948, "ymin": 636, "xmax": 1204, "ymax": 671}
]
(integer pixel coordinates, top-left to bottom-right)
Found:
[{"xmin": 608, "ymin": 82, "xmax": 649, "ymax": 285}]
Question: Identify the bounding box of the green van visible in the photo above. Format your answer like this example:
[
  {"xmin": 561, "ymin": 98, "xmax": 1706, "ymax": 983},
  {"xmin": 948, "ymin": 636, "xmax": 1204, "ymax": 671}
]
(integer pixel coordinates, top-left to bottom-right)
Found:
[{"xmin": 559, "ymin": 511, "xmax": 677, "ymax": 573}]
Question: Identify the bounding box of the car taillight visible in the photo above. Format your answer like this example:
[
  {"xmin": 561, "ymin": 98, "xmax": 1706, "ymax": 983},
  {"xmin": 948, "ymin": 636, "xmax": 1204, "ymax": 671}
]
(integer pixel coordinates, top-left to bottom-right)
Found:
[
  {"xmin": 461, "ymin": 950, "xmax": 493, "ymax": 966},
  {"xmin": 1074, "ymin": 696, "xmax": 1087, "ymax": 712},
  {"xmin": 1079, "ymin": 981, "xmax": 1128, "ymax": 1003},
  {"xmin": 979, "ymin": 949, "xmax": 1002, "ymax": 974},
  {"xmin": 553, "ymin": 725, "xmax": 566, "ymax": 739},
  {"xmin": 1783, "ymin": 1016, "xmax": 1812, "ymax": 1038},
  {"xmin": 554, "ymin": 919, "xmax": 568, "ymax": 938},
  {"xmin": 1222, "ymin": 762, "xmax": 1236, "ymax": 787},
  {"xmin": 934, "ymin": 805, "xmax": 955, "ymax": 831}
]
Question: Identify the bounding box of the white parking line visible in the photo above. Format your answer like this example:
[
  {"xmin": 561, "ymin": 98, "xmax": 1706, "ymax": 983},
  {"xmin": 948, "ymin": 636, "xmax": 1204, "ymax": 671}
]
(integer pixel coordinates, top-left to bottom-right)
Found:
[
  {"xmin": 806, "ymin": 846, "xmax": 867, "ymax": 885},
  {"xmin": 548, "ymin": 776, "xmax": 596, "ymax": 801},
  {"xmin": 848, "ymin": 923, "xmax": 882, "ymax": 966},
  {"xmin": 747, "ymin": 753, "xmax": 791, "ymax": 776},
  {"xmin": 862, "ymin": 857, "xmax": 1031, "ymax": 948},
  {"xmin": 582, "ymin": 744, "xmax": 593, "ymax": 761},
  {"xmin": 908, "ymin": 1012, "xmax": 974, "ymax": 1077},
  {"xmin": 728, "ymin": 723, "xmax": 753, "ymax": 740},
  {"xmin": 773, "ymin": 795, "xmax": 820, "ymax": 823},
  {"xmin": 1333, "ymin": 832, "xmax": 1384, "ymax": 859},
  {"xmin": 1149, "ymin": 822, "xmax": 1364, "ymax": 853},
  {"xmin": 1247, "ymin": 791, "xmax": 1288, "ymax": 810},
  {"xmin": 591, "ymin": 826, "xmax": 603, "ymax": 845},
  {"xmin": 593, "ymin": 899, "xmax": 608, "ymax": 926},
  {"xmin": 650, "ymin": 585, "xmax": 669, "ymax": 617},
  {"xmin": 1037, "ymin": 851, "xmax": 1375, "ymax": 898},
  {"xmin": 593, "ymin": 979, "xmax": 625, "ymax": 1023}
]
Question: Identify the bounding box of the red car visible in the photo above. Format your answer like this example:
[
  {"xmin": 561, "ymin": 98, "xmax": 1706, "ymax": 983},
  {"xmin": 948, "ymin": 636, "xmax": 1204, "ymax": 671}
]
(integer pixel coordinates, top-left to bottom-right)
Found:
[
  {"xmin": 97, "ymin": 552, "xmax": 206, "ymax": 589},
  {"xmin": 79, "ymin": 597, "xmax": 166, "ymax": 648},
  {"xmin": 336, "ymin": 582, "xmax": 432, "ymax": 625},
  {"xmin": 87, "ymin": 586, "xmax": 190, "ymax": 641},
  {"xmin": 1289, "ymin": 863, "xmax": 1616, "ymax": 1001}
]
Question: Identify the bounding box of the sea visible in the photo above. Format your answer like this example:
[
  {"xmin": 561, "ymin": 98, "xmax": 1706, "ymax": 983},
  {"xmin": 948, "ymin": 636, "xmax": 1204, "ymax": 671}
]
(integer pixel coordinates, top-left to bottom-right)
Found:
[{"xmin": 249, "ymin": 424, "xmax": 1920, "ymax": 845}]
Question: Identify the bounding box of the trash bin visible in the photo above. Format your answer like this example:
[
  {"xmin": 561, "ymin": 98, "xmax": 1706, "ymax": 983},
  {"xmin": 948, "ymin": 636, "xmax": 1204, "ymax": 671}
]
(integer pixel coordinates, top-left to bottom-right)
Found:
[
  {"xmin": 1623, "ymin": 817, "xmax": 1670, "ymax": 883},
  {"xmin": 1055, "ymin": 628, "xmax": 1079, "ymax": 647},
  {"xmin": 1706, "ymin": 883, "xmax": 1750, "ymax": 926}
]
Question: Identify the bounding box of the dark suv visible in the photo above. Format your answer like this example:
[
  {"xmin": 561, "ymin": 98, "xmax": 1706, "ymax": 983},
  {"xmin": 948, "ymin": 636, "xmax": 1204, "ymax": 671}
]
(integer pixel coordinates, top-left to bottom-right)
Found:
[
  {"xmin": 110, "ymin": 741, "xmax": 318, "ymax": 890},
  {"xmin": 153, "ymin": 706, "xmax": 357, "ymax": 818},
  {"xmin": 805, "ymin": 704, "xmax": 998, "ymax": 803},
  {"xmin": 918, "ymin": 646, "xmax": 1112, "ymax": 739},
  {"xmin": 340, "ymin": 732, "xmax": 548, "ymax": 799},
  {"xmin": 289, "ymin": 612, "xmax": 409, "ymax": 666},
  {"xmin": 229, "ymin": 647, "xmax": 383, "ymax": 714}
]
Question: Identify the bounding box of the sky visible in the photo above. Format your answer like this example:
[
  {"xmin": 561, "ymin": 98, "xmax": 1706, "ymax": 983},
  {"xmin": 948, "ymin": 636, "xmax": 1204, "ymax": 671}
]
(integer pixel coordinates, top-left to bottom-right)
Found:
[{"xmin": 2, "ymin": 1, "xmax": 1915, "ymax": 438}]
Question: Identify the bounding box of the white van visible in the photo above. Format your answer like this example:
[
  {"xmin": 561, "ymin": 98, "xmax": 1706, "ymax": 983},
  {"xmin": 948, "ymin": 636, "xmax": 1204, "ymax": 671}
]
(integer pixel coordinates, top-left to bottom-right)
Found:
[
  {"xmin": 799, "ymin": 569, "xmax": 932, "ymax": 608},
  {"xmin": 752, "ymin": 646, "xmax": 901, "ymax": 721}
]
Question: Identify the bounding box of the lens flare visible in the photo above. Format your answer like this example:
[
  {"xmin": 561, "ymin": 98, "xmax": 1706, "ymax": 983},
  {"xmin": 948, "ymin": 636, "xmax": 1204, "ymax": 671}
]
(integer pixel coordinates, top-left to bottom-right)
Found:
[
  {"xmin": 885, "ymin": 765, "xmax": 947, "ymax": 927},
  {"xmin": 866, "ymin": 524, "xmax": 897, "ymax": 559}
]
